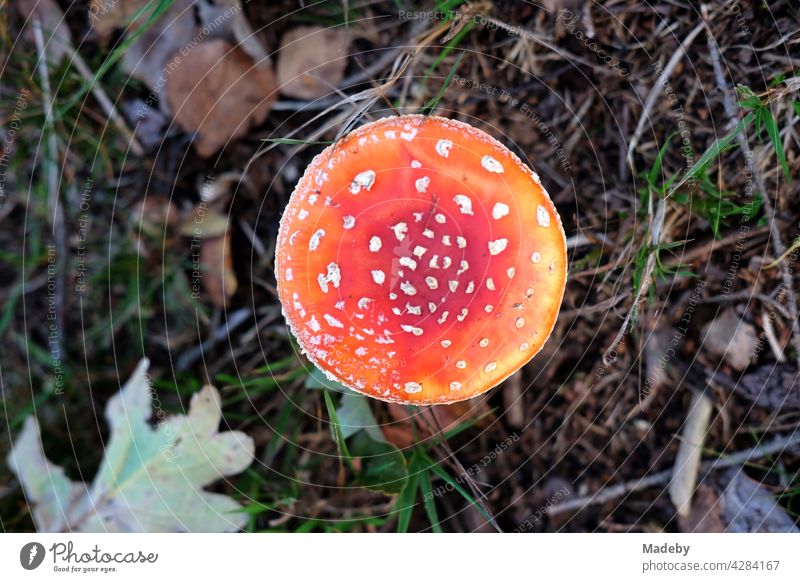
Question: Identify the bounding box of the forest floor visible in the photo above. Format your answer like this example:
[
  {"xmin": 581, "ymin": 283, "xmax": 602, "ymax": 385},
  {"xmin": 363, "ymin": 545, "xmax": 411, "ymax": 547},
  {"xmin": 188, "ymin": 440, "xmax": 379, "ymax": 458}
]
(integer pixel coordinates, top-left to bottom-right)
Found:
[{"xmin": 1, "ymin": 0, "xmax": 800, "ymax": 532}]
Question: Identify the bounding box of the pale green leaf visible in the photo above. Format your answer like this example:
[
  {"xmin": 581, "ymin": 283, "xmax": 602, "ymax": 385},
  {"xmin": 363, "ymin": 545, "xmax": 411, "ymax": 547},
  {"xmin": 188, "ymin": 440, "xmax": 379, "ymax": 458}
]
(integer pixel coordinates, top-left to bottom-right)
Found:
[{"xmin": 7, "ymin": 359, "xmax": 254, "ymax": 532}]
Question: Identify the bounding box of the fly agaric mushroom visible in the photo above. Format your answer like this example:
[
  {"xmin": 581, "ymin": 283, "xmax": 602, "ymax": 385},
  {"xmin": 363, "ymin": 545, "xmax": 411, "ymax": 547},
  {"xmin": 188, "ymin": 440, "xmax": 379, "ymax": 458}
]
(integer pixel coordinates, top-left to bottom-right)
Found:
[{"xmin": 276, "ymin": 115, "xmax": 567, "ymax": 404}]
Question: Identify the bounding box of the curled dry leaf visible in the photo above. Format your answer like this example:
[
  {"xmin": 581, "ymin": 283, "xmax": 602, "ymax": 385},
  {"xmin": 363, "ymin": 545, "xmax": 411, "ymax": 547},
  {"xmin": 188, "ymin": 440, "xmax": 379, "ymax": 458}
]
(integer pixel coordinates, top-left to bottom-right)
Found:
[
  {"xmin": 201, "ymin": 232, "xmax": 238, "ymax": 308},
  {"xmin": 132, "ymin": 194, "xmax": 179, "ymax": 239},
  {"xmin": 181, "ymin": 206, "xmax": 230, "ymax": 239},
  {"xmin": 716, "ymin": 468, "xmax": 798, "ymax": 533},
  {"xmin": 6, "ymin": 360, "xmax": 254, "ymax": 532},
  {"xmin": 277, "ymin": 25, "xmax": 351, "ymax": 100},
  {"xmin": 165, "ymin": 39, "xmax": 276, "ymax": 157},
  {"xmin": 118, "ymin": 0, "xmax": 272, "ymax": 113},
  {"xmin": 197, "ymin": 171, "xmax": 245, "ymax": 206}
]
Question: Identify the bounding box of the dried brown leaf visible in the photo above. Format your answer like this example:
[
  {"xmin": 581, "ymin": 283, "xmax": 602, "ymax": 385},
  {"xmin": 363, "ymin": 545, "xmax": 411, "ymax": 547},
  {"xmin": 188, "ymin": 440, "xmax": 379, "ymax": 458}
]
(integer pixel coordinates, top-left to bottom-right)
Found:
[
  {"xmin": 165, "ymin": 39, "xmax": 276, "ymax": 157},
  {"xmin": 119, "ymin": 0, "xmax": 271, "ymax": 101},
  {"xmin": 200, "ymin": 233, "xmax": 238, "ymax": 308},
  {"xmin": 120, "ymin": 0, "xmax": 196, "ymax": 91},
  {"xmin": 277, "ymin": 26, "xmax": 351, "ymax": 100}
]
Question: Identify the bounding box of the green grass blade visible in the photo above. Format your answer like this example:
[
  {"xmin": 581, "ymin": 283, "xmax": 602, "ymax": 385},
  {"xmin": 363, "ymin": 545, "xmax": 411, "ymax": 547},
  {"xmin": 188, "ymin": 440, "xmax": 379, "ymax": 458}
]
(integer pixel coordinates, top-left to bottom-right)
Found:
[
  {"xmin": 57, "ymin": 0, "xmax": 175, "ymax": 116},
  {"xmin": 394, "ymin": 469, "xmax": 419, "ymax": 533},
  {"xmin": 667, "ymin": 111, "xmax": 754, "ymax": 197},
  {"xmin": 417, "ymin": 462, "xmax": 442, "ymax": 532},
  {"xmin": 418, "ymin": 52, "xmax": 464, "ymax": 116},
  {"xmin": 760, "ymin": 107, "xmax": 791, "ymax": 183},
  {"xmin": 420, "ymin": 452, "xmax": 492, "ymax": 523},
  {"xmin": 322, "ymin": 387, "xmax": 353, "ymax": 468}
]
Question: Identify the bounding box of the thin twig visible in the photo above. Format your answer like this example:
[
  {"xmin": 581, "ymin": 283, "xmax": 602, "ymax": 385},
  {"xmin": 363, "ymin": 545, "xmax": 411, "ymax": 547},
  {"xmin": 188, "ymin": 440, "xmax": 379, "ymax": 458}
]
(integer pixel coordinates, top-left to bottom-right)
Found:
[
  {"xmin": 33, "ymin": 19, "xmax": 65, "ymax": 364},
  {"xmin": 626, "ymin": 20, "xmax": 706, "ymax": 170},
  {"xmin": 482, "ymin": 15, "xmax": 628, "ymax": 78},
  {"xmin": 176, "ymin": 307, "xmax": 252, "ymax": 371},
  {"xmin": 550, "ymin": 430, "xmax": 800, "ymax": 516},
  {"xmin": 602, "ymin": 198, "xmax": 665, "ymax": 365},
  {"xmin": 70, "ymin": 53, "xmax": 144, "ymax": 156}
]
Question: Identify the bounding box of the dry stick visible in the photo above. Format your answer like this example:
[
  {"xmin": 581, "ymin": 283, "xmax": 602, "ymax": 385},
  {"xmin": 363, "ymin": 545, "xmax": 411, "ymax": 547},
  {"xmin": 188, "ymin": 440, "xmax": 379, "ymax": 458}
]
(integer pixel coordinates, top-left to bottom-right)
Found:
[
  {"xmin": 668, "ymin": 389, "xmax": 715, "ymax": 517},
  {"xmin": 41, "ymin": 15, "xmax": 144, "ymax": 155},
  {"xmin": 482, "ymin": 16, "xmax": 626, "ymax": 78},
  {"xmin": 602, "ymin": 198, "xmax": 665, "ymax": 365},
  {"xmin": 33, "ymin": 19, "xmax": 65, "ymax": 361},
  {"xmin": 625, "ymin": 20, "xmax": 706, "ymax": 169},
  {"xmin": 549, "ymin": 430, "xmax": 800, "ymax": 516},
  {"xmin": 176, "ymin": 307, "xmax": 252, "ymax": 371},
  {"xmin": 703, "ymin": 13, "xmax": 800, "ymax": 370},
  {"xmin": 69, "ymin": 53, "xmax": 144, "ymax": 157}
]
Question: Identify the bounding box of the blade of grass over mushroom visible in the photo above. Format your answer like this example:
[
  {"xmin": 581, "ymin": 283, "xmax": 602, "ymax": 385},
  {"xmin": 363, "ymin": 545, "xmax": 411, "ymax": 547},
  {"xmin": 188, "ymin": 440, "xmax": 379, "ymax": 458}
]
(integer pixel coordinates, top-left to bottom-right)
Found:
[
  {"xmin": 394, "ymin": 465, "xmax": 420, "ymax": 533},
  {"xmin": 417, "ymin": 457, "xmax": 443, "ymax": 532},
  {"xmin": 439, "ymin": 407, "xmax": 496, "ymax": 440},
  {"xmin": 323, "ymin": 386, "xmax": 354, "ymax": 468},
  {"xmin": 420, "ymin": 452, "xmax": 493, "ymax": 523},
  {"xmin": 417, "ymin": 51, "xmax": 464, "ymax": 116}
]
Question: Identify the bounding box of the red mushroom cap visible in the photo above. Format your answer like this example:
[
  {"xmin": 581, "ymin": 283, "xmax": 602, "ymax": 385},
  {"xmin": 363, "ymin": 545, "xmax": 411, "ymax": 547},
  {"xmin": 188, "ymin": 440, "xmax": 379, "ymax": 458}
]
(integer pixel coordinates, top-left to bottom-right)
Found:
[{"xmin": 276, "ymin": 115, "xmax": 567, "ymax": 404}]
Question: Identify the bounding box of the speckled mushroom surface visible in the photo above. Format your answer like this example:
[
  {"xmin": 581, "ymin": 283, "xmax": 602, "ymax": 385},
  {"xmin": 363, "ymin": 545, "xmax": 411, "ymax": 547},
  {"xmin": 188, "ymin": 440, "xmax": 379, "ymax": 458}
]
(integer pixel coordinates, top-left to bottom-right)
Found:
[{"xmin": 276, "ymin": 115, "xmax": 567, "ymax": 404}]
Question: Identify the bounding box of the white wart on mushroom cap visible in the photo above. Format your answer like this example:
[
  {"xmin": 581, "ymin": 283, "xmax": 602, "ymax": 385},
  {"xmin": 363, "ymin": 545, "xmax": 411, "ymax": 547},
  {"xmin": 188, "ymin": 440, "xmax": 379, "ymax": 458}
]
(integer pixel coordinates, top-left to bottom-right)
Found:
[{"xmin": 276, "ymin": 115, "xmax": 567, "ymax": 404}]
